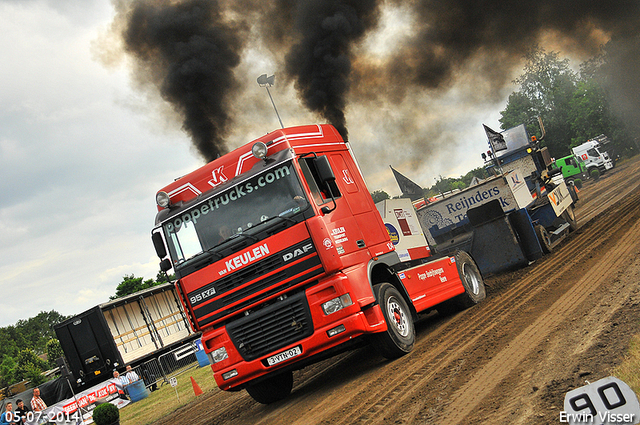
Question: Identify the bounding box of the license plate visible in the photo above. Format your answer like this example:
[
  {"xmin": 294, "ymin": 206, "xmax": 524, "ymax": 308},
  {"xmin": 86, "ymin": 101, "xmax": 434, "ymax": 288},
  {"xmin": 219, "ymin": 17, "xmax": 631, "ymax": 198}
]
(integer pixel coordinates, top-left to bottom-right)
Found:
[{"xmin": 266, "ymin": 346, "xmax": 302, "ymax": 366}]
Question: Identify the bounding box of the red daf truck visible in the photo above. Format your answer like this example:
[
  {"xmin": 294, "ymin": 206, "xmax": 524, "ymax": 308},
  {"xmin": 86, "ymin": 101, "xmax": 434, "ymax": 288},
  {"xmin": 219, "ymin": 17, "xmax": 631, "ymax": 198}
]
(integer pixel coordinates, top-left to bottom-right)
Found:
[{"xmin": 151, "ymin": 124, "xmax": 485, "ymax": 403}]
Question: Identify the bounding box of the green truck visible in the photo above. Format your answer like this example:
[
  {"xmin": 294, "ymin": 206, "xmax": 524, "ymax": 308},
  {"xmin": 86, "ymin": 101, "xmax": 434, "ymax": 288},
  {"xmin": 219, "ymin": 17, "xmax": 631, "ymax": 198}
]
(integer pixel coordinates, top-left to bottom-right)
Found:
[{"xmin": 554, "ymin": 154, "xmax": 588, "ymax": 188}]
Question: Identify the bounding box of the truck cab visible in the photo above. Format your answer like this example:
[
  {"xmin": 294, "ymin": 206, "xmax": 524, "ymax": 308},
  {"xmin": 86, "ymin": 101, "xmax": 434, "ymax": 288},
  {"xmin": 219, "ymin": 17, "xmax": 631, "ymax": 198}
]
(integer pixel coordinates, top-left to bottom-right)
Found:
[
  {"xmin": 571, "ymin": 139, "xmax": 614, "ymax": 174},
  {"xmin": 151, "ymin": 125, "xmax": 399, "ymax": 398},
  {"xmin": 554, "ymin": 154, "xmax": 587, "ymax": 187},
  {"xmin": 151, "ymin": 124, "xmax": 482, "ymax": 403}
]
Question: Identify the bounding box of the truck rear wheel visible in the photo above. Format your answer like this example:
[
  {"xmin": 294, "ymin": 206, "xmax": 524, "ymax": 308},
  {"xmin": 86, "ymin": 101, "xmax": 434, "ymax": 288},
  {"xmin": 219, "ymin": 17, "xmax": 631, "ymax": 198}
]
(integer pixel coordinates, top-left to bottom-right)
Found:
[
  {"xmin": 453, "ymin": 251, "xmax": 486, "ymax": 309},
  {"xmin": 372, "ymin": 283, "xmax": 415, "ymax": 359},
  {"xmin": 245, "ymin": 370, "xmax": 293, "ymax": 404},
  {"xmin": 440, "ymin": 251, "xmax": 486, "ymax": 314}
]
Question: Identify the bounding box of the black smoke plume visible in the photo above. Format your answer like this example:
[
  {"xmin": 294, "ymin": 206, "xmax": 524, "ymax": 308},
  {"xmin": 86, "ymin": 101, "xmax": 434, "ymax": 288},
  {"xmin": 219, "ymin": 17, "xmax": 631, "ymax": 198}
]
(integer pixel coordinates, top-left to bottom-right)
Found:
[
  {"xmin": 599, "ymin": 34, "xmax": 640, "ymax": 135},
  {"xmin": 377, "ymin": 0, "xmax": 640, "ymax": 97},
  {"xmin": 111, "ymin": 0, "xmax": 640, "ymax": 159},
  {"xmin": 282, "ymin": 0, "xmax": 381, "ymax": 140},
  {"xmin": 121, "ymin": 0, "xmax": 247, "ymax": 162}
]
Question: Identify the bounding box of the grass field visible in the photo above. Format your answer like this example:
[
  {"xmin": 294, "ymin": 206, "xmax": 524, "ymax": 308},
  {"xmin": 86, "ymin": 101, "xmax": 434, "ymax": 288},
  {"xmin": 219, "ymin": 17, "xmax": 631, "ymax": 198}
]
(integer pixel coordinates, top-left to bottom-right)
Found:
[
  {"xmin": 119, "ymin": 365, "xmax": 218, "ymax": 425},
  {"xmin": 615, "ymin": 334, "xmax": 640, "ymax": 397}
]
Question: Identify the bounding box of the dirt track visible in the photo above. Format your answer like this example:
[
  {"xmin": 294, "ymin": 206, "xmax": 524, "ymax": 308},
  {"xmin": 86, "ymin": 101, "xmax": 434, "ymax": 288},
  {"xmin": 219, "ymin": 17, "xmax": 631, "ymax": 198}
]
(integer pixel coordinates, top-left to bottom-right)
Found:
[{"xmin": 163, "ymin": 156, "xmax": 640, "ymax": 425}]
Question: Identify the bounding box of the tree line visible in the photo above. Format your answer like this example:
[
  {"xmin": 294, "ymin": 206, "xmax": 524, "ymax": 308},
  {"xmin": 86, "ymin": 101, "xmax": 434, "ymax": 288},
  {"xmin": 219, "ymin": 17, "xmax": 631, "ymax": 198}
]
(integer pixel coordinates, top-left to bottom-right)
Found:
[
  {"xmin": 110, "ymin": 271, "xmax": 173, "ymax": 300},
  {"xmin": 500, "ymin": 45, "xmax": 637, "ymax": 161},
  {"xmin": 0, "ymin": 311, "xmax": 67, "ymax": 388}
]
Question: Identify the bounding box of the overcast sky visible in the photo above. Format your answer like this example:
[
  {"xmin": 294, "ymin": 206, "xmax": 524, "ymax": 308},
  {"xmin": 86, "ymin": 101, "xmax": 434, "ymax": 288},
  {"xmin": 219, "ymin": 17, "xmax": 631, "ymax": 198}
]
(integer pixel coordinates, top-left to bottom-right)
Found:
[{"xmin": 0, "ymin": 0, "xmax": 518, "ymax": 326}]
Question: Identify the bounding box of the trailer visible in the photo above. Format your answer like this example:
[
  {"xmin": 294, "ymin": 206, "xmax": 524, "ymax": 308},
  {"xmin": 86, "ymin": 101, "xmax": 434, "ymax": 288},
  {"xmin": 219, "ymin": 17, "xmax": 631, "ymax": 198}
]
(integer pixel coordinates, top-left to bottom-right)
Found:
[
  {"xmin": 414, "ymin": 124, "xmax": 578, "ymax": 275},
  {"xmin": 54, "ymin": 283, "xmax": 197, "ymax": 389}
]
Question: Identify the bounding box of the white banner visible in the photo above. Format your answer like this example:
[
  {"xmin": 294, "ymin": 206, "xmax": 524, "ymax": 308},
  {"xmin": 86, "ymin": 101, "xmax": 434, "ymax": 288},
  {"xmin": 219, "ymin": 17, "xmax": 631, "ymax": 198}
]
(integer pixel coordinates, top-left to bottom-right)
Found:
[{"xmin": 24, "ymin": 379, "xmax": 130, "ymax": 425}]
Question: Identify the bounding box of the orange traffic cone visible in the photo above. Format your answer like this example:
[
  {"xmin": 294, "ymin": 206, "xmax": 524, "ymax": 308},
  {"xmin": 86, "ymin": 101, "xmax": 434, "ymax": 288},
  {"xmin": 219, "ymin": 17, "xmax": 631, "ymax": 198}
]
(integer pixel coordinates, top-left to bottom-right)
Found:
[{"xmin": 191, "ymin": 376, "xmax": 203, "ymax": 396}]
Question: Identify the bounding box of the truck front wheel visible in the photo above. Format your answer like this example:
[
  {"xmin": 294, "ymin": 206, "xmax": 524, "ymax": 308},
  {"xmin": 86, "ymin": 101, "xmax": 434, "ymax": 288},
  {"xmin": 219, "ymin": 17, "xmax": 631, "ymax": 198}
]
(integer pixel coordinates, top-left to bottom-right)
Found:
[
  {"xmin": 245, "ymin": 370, "xmax": 293, "ymax": 404},
  {"xmin": 372, "ymin": 283, "xmax": 415, "ymax": 359}
]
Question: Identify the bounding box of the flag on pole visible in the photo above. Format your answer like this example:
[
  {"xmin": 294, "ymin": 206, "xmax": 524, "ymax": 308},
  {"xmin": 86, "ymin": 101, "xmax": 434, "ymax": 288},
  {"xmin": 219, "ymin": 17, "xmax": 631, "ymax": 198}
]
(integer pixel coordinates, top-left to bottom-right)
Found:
[
  {"xmin": 390, "ymin": 166, "xmax": 424, "ymax": 201},
  {"xmin": 483, "ymin": 124, "xmax": 508, "ymax": 153}
]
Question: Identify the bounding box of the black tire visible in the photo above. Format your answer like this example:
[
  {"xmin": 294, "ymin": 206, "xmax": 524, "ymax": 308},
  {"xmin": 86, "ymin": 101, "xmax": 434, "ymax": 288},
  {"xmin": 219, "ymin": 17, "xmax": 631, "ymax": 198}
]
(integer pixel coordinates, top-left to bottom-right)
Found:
[
  {"xmin": 440, "ymin": 251, "xmax": 486, "ymax": 314},
  {"xmin": 454, "ymin": 251, "xmax": 486, "ymax": 308},
  {"xmin": 573, "ymin": 178, "xmax": 583, "ymax": 190},
  {"xmin": 372, "ymin": 283, "xmax": 415, "ymax": 359},
  {"xmin": 535, "ymin": 224, "xmax": 552, "ymax": 254},
  {"xmin": 245, "ymin": 371, "xmax": 293, "ymax": 404},
  {"xmin": 562, "ymin": 205, "xmax": 578, "ymax": 231}
]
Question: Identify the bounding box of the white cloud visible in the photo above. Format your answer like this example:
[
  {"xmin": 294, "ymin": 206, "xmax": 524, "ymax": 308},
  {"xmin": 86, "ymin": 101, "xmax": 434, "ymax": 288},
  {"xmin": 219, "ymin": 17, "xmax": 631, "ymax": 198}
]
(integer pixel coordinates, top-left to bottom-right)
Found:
[{"xmin": 0, "ymin": 0, "xmax": 200, "ymax": 325}]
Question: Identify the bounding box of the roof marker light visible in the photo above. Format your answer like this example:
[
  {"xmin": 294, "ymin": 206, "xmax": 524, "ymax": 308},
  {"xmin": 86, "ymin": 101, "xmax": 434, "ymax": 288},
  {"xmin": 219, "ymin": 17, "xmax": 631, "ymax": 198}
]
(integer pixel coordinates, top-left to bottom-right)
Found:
[
  {"xmin": 252, "ymin": 142, "xmax": 269, "ymax": 159},
  {"xmin": 156, "ymin": 191, "xmax": 171, "ymax": 208}
]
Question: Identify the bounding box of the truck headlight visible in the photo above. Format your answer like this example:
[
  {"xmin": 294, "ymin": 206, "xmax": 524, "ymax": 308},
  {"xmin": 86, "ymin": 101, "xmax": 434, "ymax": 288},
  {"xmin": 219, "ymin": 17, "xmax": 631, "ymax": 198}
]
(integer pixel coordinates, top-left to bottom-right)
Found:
[
  {"xmin": 209, "ymin": 347, "xmax": 229, "ymax": 364},
  {"xmin": 321, "ymin": 294, "xmax": 353, "ymax": 315}
]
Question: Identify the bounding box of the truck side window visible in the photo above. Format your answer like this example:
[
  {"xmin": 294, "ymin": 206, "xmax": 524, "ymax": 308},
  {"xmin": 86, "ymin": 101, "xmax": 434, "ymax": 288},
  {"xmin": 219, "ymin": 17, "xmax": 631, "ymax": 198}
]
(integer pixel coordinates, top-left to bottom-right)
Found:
[
  {"xmin": 299, "ymin": 157, "xmax": 342, "ymax": 206},
  {"xmin": 587, "ymin": 148, "xmax": 598, "ymax": 157}
]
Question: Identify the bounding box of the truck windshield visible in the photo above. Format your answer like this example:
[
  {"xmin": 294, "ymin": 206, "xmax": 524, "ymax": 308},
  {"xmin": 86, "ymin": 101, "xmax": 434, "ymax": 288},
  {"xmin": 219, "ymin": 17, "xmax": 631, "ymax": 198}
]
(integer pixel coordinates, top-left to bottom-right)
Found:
[{"xmin": 162, "ymin": 161, "xmax": 309, "ymax": 268}]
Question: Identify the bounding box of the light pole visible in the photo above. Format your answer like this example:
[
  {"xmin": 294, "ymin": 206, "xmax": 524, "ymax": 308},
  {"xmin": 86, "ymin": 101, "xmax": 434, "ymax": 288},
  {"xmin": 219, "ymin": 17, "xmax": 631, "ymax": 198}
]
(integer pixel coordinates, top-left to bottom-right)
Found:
[{"xmin": 257, "ymin": 74, "xmax": 284, "ymax": 129}]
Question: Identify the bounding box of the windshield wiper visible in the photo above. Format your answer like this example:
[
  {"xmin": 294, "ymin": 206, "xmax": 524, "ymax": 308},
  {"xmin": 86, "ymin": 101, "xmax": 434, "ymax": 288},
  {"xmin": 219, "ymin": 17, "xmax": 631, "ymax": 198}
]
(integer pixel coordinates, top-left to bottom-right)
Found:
[
  {"xmin": 230, "ymin": 232, "xmax": 259, "ymax": 243},
  {"xmin": 211, "ymin": 232, "xmax": 259, "ymax": 254},
  {"xmin": 179, "ymin": 248, "xmax": 222, "ymax": 271},
  {"xmin": 255, "ymin": 215, "xmax": 297, "ymax": 231}
]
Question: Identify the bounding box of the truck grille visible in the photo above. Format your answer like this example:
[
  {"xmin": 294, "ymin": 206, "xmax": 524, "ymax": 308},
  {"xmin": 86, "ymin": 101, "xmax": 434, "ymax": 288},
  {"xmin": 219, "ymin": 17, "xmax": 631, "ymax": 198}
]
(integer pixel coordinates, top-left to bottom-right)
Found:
[
  {"xmin": 226, "ymin": 291, "xmax": 312, "ymax": 361},
  {"xmin": 191, "ymin": 238, "xmax": 323, "ymax": 328}
]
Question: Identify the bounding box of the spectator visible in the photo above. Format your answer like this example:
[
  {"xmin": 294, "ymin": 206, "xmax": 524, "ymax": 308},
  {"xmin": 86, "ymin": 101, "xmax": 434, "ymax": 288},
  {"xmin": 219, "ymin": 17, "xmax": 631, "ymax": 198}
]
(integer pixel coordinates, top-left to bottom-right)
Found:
[
  {"xmin": 13, "ymin": 400, "xmax": 29, "ymax": 425},
  {"xmin": 113, "ymin": 371, "xmax": 130, "ymax": 400},
  {"xmin": 1, "ymin": 402, "xmax": 18, "ymax": 425},
  {"xmin": 30, "ymin": 388, "xmax": 47, "ymax": 412},
  {"xmin": 125, "ymin": 365, "xmax": 139, "ymax": 383},
  {"xmin": 113, "ymin": 371, "xmax": 129, "ymax": 386}
]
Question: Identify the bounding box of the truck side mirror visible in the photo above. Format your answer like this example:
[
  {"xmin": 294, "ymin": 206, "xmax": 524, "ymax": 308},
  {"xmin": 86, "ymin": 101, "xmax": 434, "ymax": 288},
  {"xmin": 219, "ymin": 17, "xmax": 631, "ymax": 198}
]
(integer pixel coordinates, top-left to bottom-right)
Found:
[
  {"xmin": 152, "ymin": 231, "xmax": 167, "ymax": 259},
  {"xmin": 313, "ymin": 156, "xmax": 336, "ymax": 184},
  {"xmin": 159, "ymin": 258, "xmax": 172, "ymax": 273},
  {"xmin": 313, "ymin": 156, "xmax": 338, "ymax": 214}
]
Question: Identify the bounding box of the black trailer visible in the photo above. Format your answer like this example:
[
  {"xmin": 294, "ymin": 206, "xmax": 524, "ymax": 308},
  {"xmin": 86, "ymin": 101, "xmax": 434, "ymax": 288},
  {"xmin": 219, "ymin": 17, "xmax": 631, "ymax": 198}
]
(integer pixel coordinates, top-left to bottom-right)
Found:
[{"xmin": 54, "ymin": 283, "xmax": 197, "ymax": 388}]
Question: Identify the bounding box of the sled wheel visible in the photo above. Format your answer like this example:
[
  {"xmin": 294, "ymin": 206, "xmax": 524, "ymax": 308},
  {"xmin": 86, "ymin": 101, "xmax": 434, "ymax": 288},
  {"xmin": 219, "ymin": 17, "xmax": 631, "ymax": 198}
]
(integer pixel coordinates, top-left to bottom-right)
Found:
[
  {"xmin": 372, "ymin": 283, "xmax": 415, "ymax": 359},
  {"xmin": 562, "ymin": 205, "xmax": 578, "ymax": 231},
  {"xmin": 245, "ymin": 370, "xmax": 293, "ymax": 404},
  {"xmin": 535, "ymin": 224, "xmax": 553, "ymax": 254}
]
